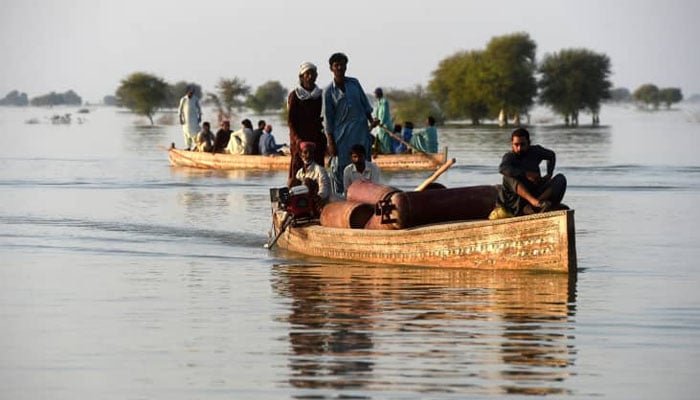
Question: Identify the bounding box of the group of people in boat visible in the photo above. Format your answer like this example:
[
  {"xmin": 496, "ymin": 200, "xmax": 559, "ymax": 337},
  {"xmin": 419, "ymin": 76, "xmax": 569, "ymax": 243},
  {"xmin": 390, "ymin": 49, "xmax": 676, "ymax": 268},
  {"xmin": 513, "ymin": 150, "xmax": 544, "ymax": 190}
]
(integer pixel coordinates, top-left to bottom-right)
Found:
[
  {"xmin": 178, "ymin": 91, "xmax": 288, "ymax": 157},
  {"xmin": 371, "ymin": 88, "xmax": 439, "ymax": 155},
  {"xmin": 177, "ymin": 51, "xmax": 568, "ymax": 220}
]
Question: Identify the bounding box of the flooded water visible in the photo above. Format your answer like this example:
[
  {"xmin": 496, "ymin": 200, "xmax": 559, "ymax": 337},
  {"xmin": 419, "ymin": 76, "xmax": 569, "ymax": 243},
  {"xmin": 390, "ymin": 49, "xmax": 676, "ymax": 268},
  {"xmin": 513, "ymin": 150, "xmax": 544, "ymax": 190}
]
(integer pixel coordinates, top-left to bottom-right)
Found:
[{"xmin": 1, "ymin": 104, "xmax": 699, "ymax": 399}]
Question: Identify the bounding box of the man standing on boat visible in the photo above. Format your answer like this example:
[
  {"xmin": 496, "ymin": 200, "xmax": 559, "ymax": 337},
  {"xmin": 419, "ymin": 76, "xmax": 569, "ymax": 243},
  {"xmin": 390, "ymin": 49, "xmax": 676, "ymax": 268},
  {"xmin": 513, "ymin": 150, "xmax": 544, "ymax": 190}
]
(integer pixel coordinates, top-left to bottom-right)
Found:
[
  {"xmin": 372, "ymin": 88, "xmax": 393, "ymax": 154},
  {"xmin": 323, "ymin": 52, "xmax": 378, "ymax": 196},
  {"xmin": 497, "ymin": 127, "xmax": 567, "ymax": 216},
  {"xmin": 288, "ymin": 62, "xmax": 326, "ymax": 187},
  {"xmin": 178, "ymin": 87, "xmax": 202, "ymax": 151}
]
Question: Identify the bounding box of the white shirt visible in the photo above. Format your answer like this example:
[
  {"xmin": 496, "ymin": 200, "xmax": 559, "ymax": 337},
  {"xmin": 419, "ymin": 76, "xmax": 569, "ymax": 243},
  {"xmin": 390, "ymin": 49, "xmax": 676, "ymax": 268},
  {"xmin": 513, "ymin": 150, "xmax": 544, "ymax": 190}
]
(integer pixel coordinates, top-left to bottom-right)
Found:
[
  {"xmin": 295, "ymin": 161, "xmax": 331, "ymax": 200},
  {"xmin": 343, "ymin": 161, "xmax": 382, "ymax": 196}
]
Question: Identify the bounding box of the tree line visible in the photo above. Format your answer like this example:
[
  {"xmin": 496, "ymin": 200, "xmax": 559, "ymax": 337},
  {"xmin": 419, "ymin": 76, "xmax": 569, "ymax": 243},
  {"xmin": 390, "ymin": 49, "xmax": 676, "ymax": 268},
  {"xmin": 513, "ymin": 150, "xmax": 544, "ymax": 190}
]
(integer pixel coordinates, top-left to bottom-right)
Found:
[
  {"xmin": 11, "ymin": 32, "xmax": 685, "ymax": 126},
  {"xmin": 114, "ymin": 73, "xmax": 287, "ymax": 125},
  {"xmin": 0, "ymin": 90, "xmax": 82, "ymax": 106},
  {"xmin": 115, "ymin": 32, "xmax": 687, "ymax": 128}
]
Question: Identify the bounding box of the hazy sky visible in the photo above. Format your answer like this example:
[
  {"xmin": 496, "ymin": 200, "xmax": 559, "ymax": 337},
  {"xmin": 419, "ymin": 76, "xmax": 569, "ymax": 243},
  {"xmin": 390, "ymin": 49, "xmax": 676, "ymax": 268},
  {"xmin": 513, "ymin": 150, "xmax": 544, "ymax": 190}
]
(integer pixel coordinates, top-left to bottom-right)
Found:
[{"xmin": 2, "ymin": 0, "xmax": 698, "ymax": 103}]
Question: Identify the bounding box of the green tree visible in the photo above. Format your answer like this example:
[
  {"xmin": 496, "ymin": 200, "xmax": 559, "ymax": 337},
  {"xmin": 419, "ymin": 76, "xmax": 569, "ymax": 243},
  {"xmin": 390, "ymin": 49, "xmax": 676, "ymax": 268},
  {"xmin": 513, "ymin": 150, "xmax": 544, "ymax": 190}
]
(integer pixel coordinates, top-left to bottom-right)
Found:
[
  {"xmin": 632, "ymin": 84, "xmax": 660, "ymax": 109},
  {"xmin": 428, "ymin": 50, "xmax": 491, "ymax": 124},
  {"xmin": 246, "ymin": 80, "xmax": 287, "ymax": 114},
  {"xmin": 386, "ymin": 85, "xmax": 444, "ymax": 125},
  {"xmin": 115, "ymin": 72, "xmax": 169, "ymax": 125},
  {"xmin": 103, "ymin": 95, "xmax": 118, "ymax": 106},
  {"xmin": 608, "ymin": 87, "xmax": 631, "ymax": 103},
  {"xmin": 206, "ymin": 77, "xmax": 250, "ymax": 120},
  {"xmin": 538, "ymin": 48, "xmax": 612, "ymax": 126},
  {"xmin": 484, "ymin": 32, "xmax": 538, "ymax": 125},
  {"xmin": 428, "ymin": 32, "xmax": 537, "ymax": 125},
  {"xmin": 167, "ymin": 81, "xmax": 202, "ymax": 108},
  {"xmin": 658, "ymin": 87, "xmax": 683, "ymax": 109}
]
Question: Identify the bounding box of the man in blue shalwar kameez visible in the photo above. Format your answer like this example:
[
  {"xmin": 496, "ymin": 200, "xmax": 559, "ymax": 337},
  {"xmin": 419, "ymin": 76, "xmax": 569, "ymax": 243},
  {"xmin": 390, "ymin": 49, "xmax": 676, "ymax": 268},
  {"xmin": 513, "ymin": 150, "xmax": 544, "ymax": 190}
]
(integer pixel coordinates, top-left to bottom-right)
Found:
[
  {"xmin": 409, "ymin": 116, "xmax": 439, "ymax": 153},
  {"xmin": 323, "ymin": 52, "xmax": 378, "ymax": 196}
]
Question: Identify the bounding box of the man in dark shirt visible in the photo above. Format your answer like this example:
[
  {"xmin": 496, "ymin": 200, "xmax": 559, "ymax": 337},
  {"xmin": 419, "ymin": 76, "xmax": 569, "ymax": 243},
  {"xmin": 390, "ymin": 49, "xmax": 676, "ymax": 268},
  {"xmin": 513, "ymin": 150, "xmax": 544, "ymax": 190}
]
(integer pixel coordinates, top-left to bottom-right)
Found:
[
  {"xmin": 250, "ymin": 120, "xmax": 266, "ymax": 155},
  {"xmin": 498, "ymin": 128, "xmax": 567, "ymax": 215},
  {"xmin": 212, "ymin": 120, "xmax": 232, "ymax": 153}
]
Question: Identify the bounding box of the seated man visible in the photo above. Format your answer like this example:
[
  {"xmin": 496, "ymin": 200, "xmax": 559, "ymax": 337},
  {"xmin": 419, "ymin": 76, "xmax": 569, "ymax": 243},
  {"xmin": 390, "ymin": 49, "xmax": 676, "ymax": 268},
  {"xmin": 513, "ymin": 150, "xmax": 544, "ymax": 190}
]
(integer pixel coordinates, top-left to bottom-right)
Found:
[
  {"xmin": 342, "ymin": 144, "xmax": 381, "ymax": 197},
  {"xmin": 392, "ymin": 121, "xmax": 413, "ymax": 154},
  {"xmin": 194, "ymin": 121, "xmax": 215, "ymax": 152},
  {"xmin": 290, "ymin": 141, "xmax": 331, "ymax": 205},
  {"xmin": 226, "ymin": 119, "xmax": 254, "ymax": 154},
  {"xmin": 212, "ymin": 120, "xmax": 232, "ymax": 153},
  {"xmin": 251, "ymin": 119, "xmax": 266, "ymax": 155},
  {"xmin": 497, "ymin": 127, "xmax": 567, "ymax": 216},
  {"xmin": 409, "ymin": 116, "xmax": 439, "ymax": 153},
  {"xmin": 259, "ymin": 124, "xmax": 287, "ymax": 156}
]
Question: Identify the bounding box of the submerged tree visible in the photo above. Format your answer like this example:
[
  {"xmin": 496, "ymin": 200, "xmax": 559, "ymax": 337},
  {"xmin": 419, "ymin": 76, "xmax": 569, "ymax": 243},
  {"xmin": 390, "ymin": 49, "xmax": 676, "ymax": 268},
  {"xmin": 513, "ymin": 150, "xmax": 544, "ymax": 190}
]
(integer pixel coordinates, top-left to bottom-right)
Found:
[
  {"xmin": 428, "ymin": 50, "xmax": 491, "ymax": 124},
  {"xmin": 115, "ymin": 72, "xmax": 168, "ymax": 125},
  {"xmin": 538, "ymin": 48, "xmax": 612, "ymax": 126},
  {"xmin": 386, "ymin": 85, "xmax": 444, "ymax": 125},
  {"xmin": 632, "ymin": 84, "xmax": 660, "ymax": 109},
  {"xmin": 206, "ymin": 77, "xmax": 251, "ymax": 121},
  {"xmin": 608, "ymin": 87, "xmax": 632, "ymax": 103},
  {"xmin": 246, "ymin": 80, "xmax": 287, "ymax": 114},
  {"xmin": 30, "ymin": 90, "xmax": 82, "ymax": 106},
  {"xmin": 167, "ymin": 81, "xmax": 202, "ymax": 108},
  {"xmin": 484, "ymin": 32, "xmax": 538, "ymax": 125},
  {"xmin": 428, "ymin": 32, "xmax": 537, "ymax": 125},
  {"xmin": 658, "ymin": 87, "xmax": 683, "ymax": 109},
  {"xmin": 0, "ymin": 90, "xmax": 29, "ymax": 106}
]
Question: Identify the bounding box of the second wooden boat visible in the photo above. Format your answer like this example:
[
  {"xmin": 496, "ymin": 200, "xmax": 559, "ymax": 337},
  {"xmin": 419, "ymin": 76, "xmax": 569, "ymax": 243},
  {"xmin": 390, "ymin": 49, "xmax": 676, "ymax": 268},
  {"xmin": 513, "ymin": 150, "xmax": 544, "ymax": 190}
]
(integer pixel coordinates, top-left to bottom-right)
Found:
[{"xmin": 167, "ymin": 145, "xmax": 449, "ymax": 171}]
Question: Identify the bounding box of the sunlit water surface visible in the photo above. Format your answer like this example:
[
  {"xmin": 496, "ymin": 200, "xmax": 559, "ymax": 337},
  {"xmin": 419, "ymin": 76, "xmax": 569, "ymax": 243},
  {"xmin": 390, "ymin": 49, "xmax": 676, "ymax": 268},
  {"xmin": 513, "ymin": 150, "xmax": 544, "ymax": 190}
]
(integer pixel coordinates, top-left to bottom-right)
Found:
[{"xmin": 1, "ymin": 104, "xmax": 699, "ymax": 399}]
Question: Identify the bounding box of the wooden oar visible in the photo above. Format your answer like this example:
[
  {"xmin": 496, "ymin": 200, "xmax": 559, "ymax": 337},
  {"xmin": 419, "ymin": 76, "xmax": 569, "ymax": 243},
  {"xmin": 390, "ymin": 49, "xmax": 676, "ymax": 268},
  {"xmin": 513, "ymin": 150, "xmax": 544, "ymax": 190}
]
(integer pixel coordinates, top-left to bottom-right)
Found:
[
  {"xmin": 414, "ymin": 158, "xmax": 456, "ymax": 191},
  {"xmin": 377, "ymin": 124, "xmax": 442, "ymax": 166}
]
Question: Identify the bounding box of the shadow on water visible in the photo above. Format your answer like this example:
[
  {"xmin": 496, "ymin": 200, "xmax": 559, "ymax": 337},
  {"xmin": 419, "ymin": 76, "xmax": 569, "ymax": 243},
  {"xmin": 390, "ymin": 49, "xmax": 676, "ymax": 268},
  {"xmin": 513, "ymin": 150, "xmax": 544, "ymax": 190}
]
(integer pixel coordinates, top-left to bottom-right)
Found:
[{"xmin": 271, "ymin": 264, "xmax": 577, "ymax": 396}]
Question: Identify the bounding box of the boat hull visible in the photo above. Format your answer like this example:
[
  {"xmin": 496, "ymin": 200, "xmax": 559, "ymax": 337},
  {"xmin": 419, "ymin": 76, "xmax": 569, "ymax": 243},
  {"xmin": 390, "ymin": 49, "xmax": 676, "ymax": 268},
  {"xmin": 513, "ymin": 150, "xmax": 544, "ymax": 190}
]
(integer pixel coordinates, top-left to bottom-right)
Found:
[
  {"xmin": 271, "ymin": 209, "xmax": 577, "ymax": 273},
  {"xmin": 168, "ymin": 147, "xmax": 449, "ymax": 171}
]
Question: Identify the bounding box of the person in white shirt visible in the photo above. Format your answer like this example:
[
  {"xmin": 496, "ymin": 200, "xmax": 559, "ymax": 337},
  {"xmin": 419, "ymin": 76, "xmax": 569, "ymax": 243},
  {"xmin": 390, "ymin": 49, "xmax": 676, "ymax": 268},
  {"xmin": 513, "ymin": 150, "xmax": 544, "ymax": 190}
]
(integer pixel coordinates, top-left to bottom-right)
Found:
[
  {"xmin": 343, "ymin": 144, "xmax": 381, "ymax": 197},
  {"xmin": 226, "ymin": 119, "xmax": 254, "ymax": 155},
  {"xmin": 178, "ymin": 87, "xmax": 202, "ymax": 150},
  {"xmin": 293, "ymin": 141, "xmax": 331, "ymax": 203}
]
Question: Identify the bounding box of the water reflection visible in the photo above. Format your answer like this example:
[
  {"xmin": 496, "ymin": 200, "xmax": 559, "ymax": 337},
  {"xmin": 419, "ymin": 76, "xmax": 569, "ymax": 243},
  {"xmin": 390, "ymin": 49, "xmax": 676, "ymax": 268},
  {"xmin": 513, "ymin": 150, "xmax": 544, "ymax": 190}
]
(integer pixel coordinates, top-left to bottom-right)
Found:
[
  {"xmin": 271, "ymin": 264, "xmax": 577, "ymax": 396},
  {"xmin": 168, "ymin": 166, "xmax": 283, "ymax": 181},
  {"xmin": 123, "ymin": 125, "xmax": 170, "ymax": 154}
]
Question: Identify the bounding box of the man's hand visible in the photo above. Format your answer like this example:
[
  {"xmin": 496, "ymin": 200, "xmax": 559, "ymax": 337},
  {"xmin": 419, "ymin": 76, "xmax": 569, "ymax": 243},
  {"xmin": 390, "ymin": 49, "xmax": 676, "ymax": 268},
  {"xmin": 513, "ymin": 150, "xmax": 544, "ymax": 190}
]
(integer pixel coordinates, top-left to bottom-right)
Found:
[
  {"xmin": 326, "ymin": 135, "xmax": 336, "ymax": 157},
  {"xmin": 525, "ymin": 171, "xmax": 541, "ymax": 183}
]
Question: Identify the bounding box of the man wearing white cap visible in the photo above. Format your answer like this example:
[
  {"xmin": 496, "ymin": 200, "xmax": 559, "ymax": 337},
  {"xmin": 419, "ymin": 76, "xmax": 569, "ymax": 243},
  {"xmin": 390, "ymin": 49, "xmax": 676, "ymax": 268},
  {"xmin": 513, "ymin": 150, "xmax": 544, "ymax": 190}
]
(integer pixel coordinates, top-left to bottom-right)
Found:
[{"xmin": 287, "ymin": 61, "xmax": 326, "ymax": 186}]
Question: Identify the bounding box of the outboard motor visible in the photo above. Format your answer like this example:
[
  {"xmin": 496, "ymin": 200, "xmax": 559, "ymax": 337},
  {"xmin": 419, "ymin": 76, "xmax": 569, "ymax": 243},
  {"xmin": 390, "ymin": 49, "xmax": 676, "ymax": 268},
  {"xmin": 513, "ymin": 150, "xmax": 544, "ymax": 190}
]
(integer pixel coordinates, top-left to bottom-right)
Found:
[{"xmin": 269, "ymin": 186, "xmax": 317, "ymax": 225}]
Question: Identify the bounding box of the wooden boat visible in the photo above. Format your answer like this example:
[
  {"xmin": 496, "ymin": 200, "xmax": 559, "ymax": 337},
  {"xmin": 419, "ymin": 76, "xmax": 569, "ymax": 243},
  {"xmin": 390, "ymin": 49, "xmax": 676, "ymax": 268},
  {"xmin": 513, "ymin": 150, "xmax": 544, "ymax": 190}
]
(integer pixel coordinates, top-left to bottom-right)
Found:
[
  {"xmin": 269, "ymin": 197, "xmax": 577, "ymax": 274},
  {"xmin": 167, "ymin": 145, "xmax": 449, "ymax": 171}
]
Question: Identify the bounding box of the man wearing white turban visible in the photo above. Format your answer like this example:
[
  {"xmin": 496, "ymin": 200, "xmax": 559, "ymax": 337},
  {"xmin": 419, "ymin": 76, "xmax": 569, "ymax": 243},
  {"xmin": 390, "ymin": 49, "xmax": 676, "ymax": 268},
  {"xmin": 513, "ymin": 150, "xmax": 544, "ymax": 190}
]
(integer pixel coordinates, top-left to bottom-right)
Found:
[{"xmin": 287, "ymin": 61, "xmax": 326, "ymax": 186}]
